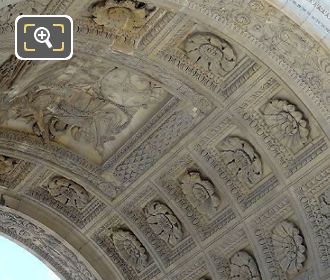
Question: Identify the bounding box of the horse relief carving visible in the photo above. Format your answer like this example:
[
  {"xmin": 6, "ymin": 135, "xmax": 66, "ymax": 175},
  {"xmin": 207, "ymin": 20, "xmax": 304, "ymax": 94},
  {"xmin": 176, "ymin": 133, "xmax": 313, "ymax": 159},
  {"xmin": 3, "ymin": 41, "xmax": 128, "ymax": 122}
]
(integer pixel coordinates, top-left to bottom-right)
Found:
[
  {"xmin": 263, "ymin": 99, "xmax": 310, "ymax": 152},
  {"xmin": 0, "ymin": 67, "xmax": 167, "ymax": 158},
  {"xmin": 92, "ymin": 0, "xmax": 155, "ymax": 31},
  {"xmin": 230, "ymin": 251, "xmax": 261, "ymax": 280},
  {"xmin": 271, "ymin": 220, "xmax": 306, "ymax": 275},
  {"xmin": 47, "ymin": 177, "xmax": 91, "ymax": 210},
  {"xmin": 183, "ymin": 32, "xmax": 237, "ymax": 76},
  {"xmin": 144, "ymin": 201, "xmax": 183, "ymax": 246},
  {"xmin": 220, "ymin": 136, "xmax": 263, "ymax": 185},
  {"xmin": 180, "ymin": 171, "xmax": 220, "ymax": 218},
  {"xmin": 112, "ymin": 229, "xmax": 149, "ymax": 271}
]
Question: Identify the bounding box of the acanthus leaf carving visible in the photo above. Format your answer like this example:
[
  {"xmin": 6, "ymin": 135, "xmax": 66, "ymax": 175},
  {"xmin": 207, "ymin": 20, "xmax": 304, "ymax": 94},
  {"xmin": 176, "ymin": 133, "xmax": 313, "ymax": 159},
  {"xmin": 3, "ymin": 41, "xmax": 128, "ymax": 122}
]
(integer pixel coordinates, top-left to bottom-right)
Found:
[
  {"xmin": 272, "ymin": 220, "xmax": 306, "ymax": 275},
  {"xmin": 263, "ymin": 99, "xmax": 310, "ymax": 152},
  {"xmin": 183, "ymin": 32, "xmax": 237, "ymax": 76},
  {"xmin": 47, "ymin": 176, "xmax": 91, "ymax": 210},
  {"xmin": 230, "ymin": 251, "xmax": 261, "ymax": 280},
  {"xmin": 112, "ymin": 229, "xmax": 149, "ymax": 272},
  {"xmin": 144, "ymin": 201, "xmax": 183, "ymax": 247},
  {"xmin": 180, "ymin": 171, "xmax": 220, "ymax": 218},
  {"xmin": 220, "ymin": 136, "xmax": 263, "ymax": 185}
]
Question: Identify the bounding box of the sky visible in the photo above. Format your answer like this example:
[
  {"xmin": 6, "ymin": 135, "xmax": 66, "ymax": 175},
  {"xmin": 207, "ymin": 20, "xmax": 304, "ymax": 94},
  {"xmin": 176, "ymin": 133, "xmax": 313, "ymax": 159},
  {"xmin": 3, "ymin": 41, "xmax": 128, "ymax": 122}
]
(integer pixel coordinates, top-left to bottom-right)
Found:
[{"xmin": 0, "ymin": 235, "xmax": 60, "ymax": 280}]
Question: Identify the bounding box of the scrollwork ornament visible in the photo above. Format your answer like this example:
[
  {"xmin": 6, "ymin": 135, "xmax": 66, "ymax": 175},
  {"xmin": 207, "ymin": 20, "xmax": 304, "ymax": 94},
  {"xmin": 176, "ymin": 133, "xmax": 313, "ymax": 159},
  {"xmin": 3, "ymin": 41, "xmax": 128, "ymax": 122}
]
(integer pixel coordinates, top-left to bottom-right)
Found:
[
  {"xmin": 112, "ymin": 229, "xmax": 148, "ymax": 271},
  {"xmin": 220, "ymin": 136, "xmax": 263, "ymax": 185},
  {"xmin": 183, "ymin": 32, "xmax": 237, "ymax": 75},
  {"xmin": 230, "ymin": 251, "xmax": 261, "ymax": 280},
  {"xmin": 47, "ymin": 177, "xmax": 91, "ymax": 210},
  {"xmin": 272, "ymin": 220, "xmax": 306, "ymax": 275},
  {"xmin": 144, "ymin": 201, "xmax": 183, "ymax": 246},
  {"xmin": 180, "ymin": 171, "xmax": 220, "ymax": 218},
  {"xmin": 263, "ymin": 99, "xmax": 310, "ymax": 152}
]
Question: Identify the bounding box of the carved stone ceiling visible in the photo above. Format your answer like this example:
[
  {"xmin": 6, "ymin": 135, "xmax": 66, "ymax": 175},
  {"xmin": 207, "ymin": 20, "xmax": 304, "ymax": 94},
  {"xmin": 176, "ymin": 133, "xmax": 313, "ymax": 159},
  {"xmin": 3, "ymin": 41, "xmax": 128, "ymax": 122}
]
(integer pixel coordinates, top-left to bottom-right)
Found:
[{"xmin": 0, "ymin": 0, "xmax": 329, "ymax": 280}]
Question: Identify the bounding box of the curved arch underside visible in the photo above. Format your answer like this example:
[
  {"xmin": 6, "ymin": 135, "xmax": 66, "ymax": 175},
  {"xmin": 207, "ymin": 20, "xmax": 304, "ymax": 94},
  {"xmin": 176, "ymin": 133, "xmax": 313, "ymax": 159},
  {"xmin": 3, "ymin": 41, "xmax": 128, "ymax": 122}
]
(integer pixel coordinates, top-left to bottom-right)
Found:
[{"xmin": 0, "ymin": 0, "xmax": 330, "ymax": 280}]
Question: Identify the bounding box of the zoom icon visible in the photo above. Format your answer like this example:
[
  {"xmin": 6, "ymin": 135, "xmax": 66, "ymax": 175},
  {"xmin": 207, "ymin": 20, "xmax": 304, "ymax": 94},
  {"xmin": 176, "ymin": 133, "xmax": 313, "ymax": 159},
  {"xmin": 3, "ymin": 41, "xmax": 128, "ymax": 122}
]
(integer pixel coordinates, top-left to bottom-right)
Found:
[{"xmin": 15, "ymin": 15, "xmax": 73, "ymax": 60}]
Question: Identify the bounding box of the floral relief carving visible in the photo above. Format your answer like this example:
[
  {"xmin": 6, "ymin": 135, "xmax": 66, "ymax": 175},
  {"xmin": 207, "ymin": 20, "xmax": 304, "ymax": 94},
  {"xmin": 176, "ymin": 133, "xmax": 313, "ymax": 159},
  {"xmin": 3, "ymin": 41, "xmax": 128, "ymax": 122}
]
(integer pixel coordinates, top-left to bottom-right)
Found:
[
  {"xmin": 0, "ymin": 155, "xmax": 18, "ymax": 175},
  {"xmin": 180, "ymin": 171, "xmax": 220, "ymax": 218},
  {"xmin": 220, "ymin": 136, "xmax": 263, "ymax": 185},
  {"xmin": 272, "ymin": 220, "xmax": 306, "ymax": 275},
  {"xmin": 144, "ymin": 201, "xmax": 183, "ymax": 246},
  {"xmin": 230, "ymin": 251, "xmax": 261, "ymax": 280},
  {"xmin": 112, "ymin": 229, "xmax": 149, "ymax": 271},
  {"xmin": 92, "ymin": 0, "xmax": 155, "ymax": 31},
  {"xmin": 47, "ymin": 177, "xmax": 91, "ymax": 210},
  {"xmin": 263, "ymin": 99, "xmax": 310, "ymax": 152},
  {"xmin": 183, "ymin": 32, "xmax": 237, "ymax": 76}
]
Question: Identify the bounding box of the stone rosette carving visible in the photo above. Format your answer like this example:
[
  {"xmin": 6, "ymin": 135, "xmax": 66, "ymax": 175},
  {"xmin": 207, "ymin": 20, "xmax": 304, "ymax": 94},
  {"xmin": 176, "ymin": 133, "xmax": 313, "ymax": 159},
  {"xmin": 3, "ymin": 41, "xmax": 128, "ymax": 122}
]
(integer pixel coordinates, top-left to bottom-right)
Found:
[
  {"xmin": 47, "ymin": 177, "xmax": 91, "ymax": 210},
  {"xmin": 92, "ymin": 0, "xmax": 155, "ymax": 31},
  {"xmin": 180, "ymin": 171, "xmax": 220, "ymax": 218},
  {"xmin": 271, "ymin": 220, "xmax": 306, "ymax": 275},
  {"xmin": 0, "ymin": 155, "xmax": 17, "ymax": 175},
  {"xmin": 112, "ymin": 229, "xmax": 149, "ymax": 271},
  {"xmin": 144, "ymin": 201, "xmax": 183, "ymax": 246},
  {"xmin": 183, "ymin": 32, "xmax": 237, "ymax": 76},
  {"xmin": 220, "ymin": 136, "xmax": 263, "ymax": 185},
  {"xmin": 263, "ymin": 99, "xmax": 310, "ymax": 152},
  {"xmin": 230, "ymin": 251, "xmax": 261, "ymax": 280}
]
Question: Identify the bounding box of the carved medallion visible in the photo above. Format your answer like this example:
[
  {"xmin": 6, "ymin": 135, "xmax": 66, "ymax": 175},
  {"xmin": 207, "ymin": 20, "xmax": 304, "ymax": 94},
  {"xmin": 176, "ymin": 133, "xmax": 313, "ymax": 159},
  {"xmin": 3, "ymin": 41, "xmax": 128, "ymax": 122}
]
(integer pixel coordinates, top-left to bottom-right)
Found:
[
  {"xmin": 230, "ymin": 251, "xmax": 261, "ymax": 280},
  {"xmin": 220, "ymin": 136, "xmax": 263, "ymax": 185},
  {"xmin": 183, "ymin": 32, "xmax": 237, "ymax": 75},
  {"xmin": 92, "ymin": 0, "xmax": 155, "ymax": 31},
  {"xmin": 112, "ymin": 229, "xmax": 149, "ymax": 271},
  {"xmin": 263, "ymin": 99, "xmax": 310, "ymax": 152},
  {"xmin": 180, "ymin": 171, "xmax": 220, "ymax": 218},
  {"xmin": 47, "ymin": 177, "xmax": 91, "ymax": 210},
  {"xmin": 144, "ymin": 201, "xmax": 183, "ymax": 246},
  {"xmin": 272, "ymin": 220, "xmax": 306, "ymax": 275}
]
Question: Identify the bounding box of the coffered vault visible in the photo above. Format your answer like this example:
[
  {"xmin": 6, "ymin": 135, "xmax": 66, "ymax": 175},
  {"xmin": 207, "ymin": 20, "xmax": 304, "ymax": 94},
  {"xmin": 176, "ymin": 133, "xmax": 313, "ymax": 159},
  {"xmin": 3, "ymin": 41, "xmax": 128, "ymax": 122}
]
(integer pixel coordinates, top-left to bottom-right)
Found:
[{"xmin": 0, "ymin": 0, "xmax": 329, "ymax": 280}]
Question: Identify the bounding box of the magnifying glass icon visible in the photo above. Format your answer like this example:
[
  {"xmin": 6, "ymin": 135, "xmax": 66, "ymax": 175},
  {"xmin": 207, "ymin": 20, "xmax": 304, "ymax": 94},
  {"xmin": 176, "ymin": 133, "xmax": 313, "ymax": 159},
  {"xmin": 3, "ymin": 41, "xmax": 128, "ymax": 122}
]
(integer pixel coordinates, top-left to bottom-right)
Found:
[{"xmin": 34, "ymin": 27, "xmax": 53, "ymax": 49}]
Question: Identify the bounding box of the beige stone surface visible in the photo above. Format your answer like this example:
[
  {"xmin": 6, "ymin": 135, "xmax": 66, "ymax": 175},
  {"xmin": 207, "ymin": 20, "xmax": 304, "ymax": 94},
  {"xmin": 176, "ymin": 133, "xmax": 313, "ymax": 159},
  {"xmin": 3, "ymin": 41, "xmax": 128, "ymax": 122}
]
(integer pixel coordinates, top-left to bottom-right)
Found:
[{"xmin": 0, "ymin": 0, "xmax": 330, "ymax": 279}]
